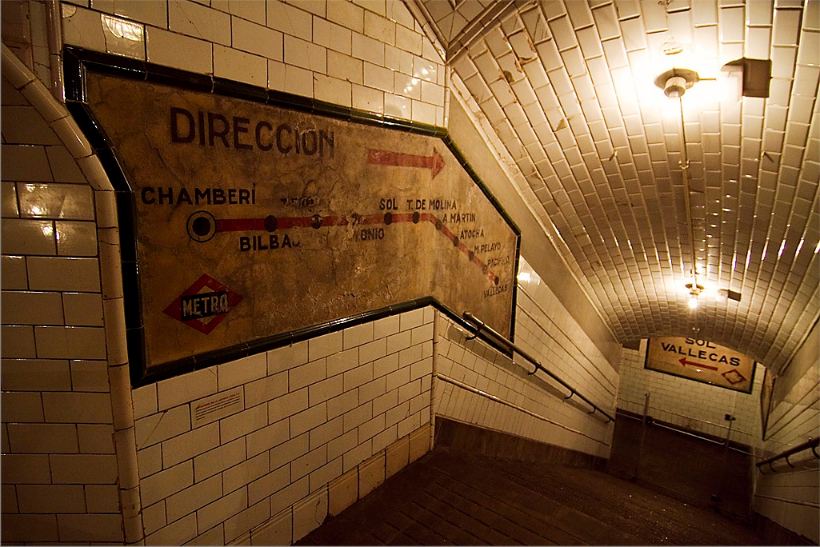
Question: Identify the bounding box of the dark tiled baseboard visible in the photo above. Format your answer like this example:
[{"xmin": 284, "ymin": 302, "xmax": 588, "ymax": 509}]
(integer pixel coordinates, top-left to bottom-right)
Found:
[
  {"xmin": 432, "ymin": 416, "xmax": 607, "ymax": 470},
  {"xmin": 750, "ymin": 511, "xmax": 815, "ymax": 546}
]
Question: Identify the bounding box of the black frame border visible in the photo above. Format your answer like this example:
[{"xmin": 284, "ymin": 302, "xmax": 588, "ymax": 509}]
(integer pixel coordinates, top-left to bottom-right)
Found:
[{"xmin": 62, "ymin": 47, "xmax": 521, "ymax": 387}]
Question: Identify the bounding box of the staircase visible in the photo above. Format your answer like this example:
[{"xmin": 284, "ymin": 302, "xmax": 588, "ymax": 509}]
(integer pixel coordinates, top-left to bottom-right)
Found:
[{"xmin": 298, "ymin": 448, "xmax": 767, "ymax": 545}]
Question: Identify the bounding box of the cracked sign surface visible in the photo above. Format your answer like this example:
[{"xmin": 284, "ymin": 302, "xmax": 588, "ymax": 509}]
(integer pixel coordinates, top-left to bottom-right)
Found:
[{"xmin": 86, "ymin": 74, "xmax": 518, "ymax": 370}]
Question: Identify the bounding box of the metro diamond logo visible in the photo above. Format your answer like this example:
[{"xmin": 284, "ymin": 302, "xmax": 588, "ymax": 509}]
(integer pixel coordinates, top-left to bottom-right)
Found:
[{"xmin": 163, "ymin": 274, "xmax": 242, "ymax": 334}]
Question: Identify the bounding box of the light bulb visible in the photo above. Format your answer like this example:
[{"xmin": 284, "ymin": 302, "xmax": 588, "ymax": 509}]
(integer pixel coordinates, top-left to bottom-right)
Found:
[{"xmin": 688, "ymin": 296, "xmax": 699, "ymax": 309}]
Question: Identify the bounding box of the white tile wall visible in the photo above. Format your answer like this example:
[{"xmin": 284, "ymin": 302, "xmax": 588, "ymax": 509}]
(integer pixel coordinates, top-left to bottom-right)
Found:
[
  {"xmin": 617, "ymin": 342, "xmax": 764, "ymax": 448},
  {"xmin": 433, "ymin": 258, "xmax": 619, "ymax": 459},
  {"xmin": 133, "ymin": 308, "xmax": 434, "ymax": 544},
  {"xmin": 60, "ymin": 0, "xmax": 447, "ymax": 126},
  {"xmin": 754, "ymin": 323, "xmax": 819, "ymax": 544},
  {"xmin": 1, "ymin": 59, "xmax": 125, "ymax": 543}
]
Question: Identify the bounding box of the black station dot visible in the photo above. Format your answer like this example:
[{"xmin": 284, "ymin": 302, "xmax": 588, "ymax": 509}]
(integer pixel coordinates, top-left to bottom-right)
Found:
[
  {"xmin": 192, "ymin": 216, "xmax": 212, "ymax": 237},
  {"xmin": 264, "ymin": 215, "xmax": 277, "ymax": 232}
]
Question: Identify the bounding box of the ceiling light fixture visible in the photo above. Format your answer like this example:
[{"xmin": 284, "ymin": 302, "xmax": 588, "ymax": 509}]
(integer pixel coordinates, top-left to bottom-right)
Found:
[
  {"xmin": 686, "ymin": 282, "xmax": 704, "ymax": 310},
  {"xmin": 656, "ymin": 65, "xmax": 703, "ymax": 315},
  {"xmin": 654, "ymin": 68, "xmax": 700, "ymax": 98}
]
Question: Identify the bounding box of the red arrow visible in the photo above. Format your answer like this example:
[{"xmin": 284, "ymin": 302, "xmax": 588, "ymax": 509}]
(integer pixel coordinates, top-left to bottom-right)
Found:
[
  {"xmin": 679, "ymin": 357, "xmax": 717, "ymax": 371},
  {"xmin": 367, "ymin": 148, "xmax": 445, "ymax": 178}
]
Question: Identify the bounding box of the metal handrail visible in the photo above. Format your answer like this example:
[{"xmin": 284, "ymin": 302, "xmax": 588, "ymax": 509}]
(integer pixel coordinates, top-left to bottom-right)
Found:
[
  {"xmin": 437, "ymin": 374, "xmax": 610, "ymax": 446},
  {"xmin": 462, "ymin": 312, "xmax": 615, "ymax": 423},
  {"xmin": 615, "ymin": 408, "xmax": 754, "ymax": 456},
  {"xmin": 757, "ymin": 437, "xmax": 819, "ymax": 473}
]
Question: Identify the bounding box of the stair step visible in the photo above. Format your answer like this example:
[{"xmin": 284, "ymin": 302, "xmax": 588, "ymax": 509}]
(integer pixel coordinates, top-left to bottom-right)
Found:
[{"xmin": 298, "ymin": 450, "xmax": 767, "ymax": 546}]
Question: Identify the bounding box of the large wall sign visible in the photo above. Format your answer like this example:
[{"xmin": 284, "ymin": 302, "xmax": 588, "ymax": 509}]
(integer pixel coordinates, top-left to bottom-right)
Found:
[
  {"xmin": 82, "ymin": 70, "xmax": 518, "ymax": 377},
  {"xmin": 645, "ymin": 336, "xmax": 756, "ymax": 393}
]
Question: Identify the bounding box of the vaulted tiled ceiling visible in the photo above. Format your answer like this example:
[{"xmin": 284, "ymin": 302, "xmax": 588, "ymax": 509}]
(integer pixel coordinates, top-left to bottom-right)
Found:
[{"xmin": 411, "ymin": 0, "xmax": 819, "ymax": 374}]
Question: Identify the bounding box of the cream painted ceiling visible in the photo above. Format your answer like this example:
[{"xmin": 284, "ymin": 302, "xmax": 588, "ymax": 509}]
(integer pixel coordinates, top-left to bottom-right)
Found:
[{"xmin": 410, "ymin": 0, "xmax": 819, "ymax": 374}]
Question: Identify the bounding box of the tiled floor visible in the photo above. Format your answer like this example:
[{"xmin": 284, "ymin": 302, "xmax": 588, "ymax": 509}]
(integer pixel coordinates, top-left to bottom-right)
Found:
[{"xmin": 299, "ymin": 449, "xmax": 766, "ymax": 545}]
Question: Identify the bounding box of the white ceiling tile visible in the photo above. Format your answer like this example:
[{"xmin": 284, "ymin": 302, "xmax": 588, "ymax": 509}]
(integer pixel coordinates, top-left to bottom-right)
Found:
[
  {"xmin": 763, "ymin": 128, "xmax": 786, "ymax": 151},
  {"xmin": 566, "ymin": 0, "xmax": 594, "ymax": 29},
  {"xmin": 748, "ymin": 0, "xmax": 775, "ymax": 25},
  {"xmin": 668, "ymin": 9, "xmax": 693, "ymax": 45},
  {"xmin": 463, "ymin": 73, "xmax": 495, "ymax": 103},
  {"xmin": 640, "ymin": 0, "xmax": 668, "ymax": 32},
  {"xmin": 577, "ymin": 26, "xmax": 604, "ymax": 59},
  {"xmin": 773, "ymin": 8, "xmax": 802, "ymax": 45},
  {"xmin": 782, "ymin": 145, "xmax": 805, "ymax": 168},
  {"xmin": 775, "ymin": 0, "xmax": 804, "ymax": 8},
  {"xmin": 746, "ymin": 26, "xmax": 773, "ymax": 58},
  {"xmin": 602, "ymin": 38, "xmax": 630, "ymax": 68},
  {"xmin": 522, "ymin": 58, "xmax": 550, "ymax": 87},
  {"xmin": 790, "ymin": 94, "xmax": 815, "ymax": 120},
  {"xmin": 794, "ymin": 65, "xmax": 820, "ymax": 96},
  {"xmin": 691, "ymin": 0, "xmax": 718, "ymax": 25},
  {"xmin": 620, "ymin": 17, "xmax": 648, "ymax": 51},
  {"xmin": 534, "ymin": 82, "xmax": 560, "ymax": 110},
  {"xmin": 573, "ymin": 74, "xmax": 596, "ymax": 101},
  {"xmin": 540, "ymin": 0, "xmax": 568, "ymax": 21},
  {"xmin": 483, "ymin": 28, "xmax": 509, "ymax": 59},
  {"xmin": 561, "ymin": 46, "xmax": 586, "ymax": 77},
  {"xmin": 785, "ymin": 122, "xmax": 810, "ymax": 147},
  {"xmin": 511, "ymin": 77, "xmax": 539, "ymax": 106},
  {"xmin": 586, "ymin": 55, "xmax": 612, "ymax": 86},
  {"xmin": 473, "ymin": 50, "xmax": 502, "ymax": 82},
  {"xmin": 501, "ymin": 11, "xmax": 524, "ymax": 36},
  {"xmin": 521, "ymin": 7, "xmax": 551, "ymax": 43},
  {"xmin": 805, "ymin": 0, "xmax": 820, "ymax": 31},
  {"xmin": 797, "ymin": 30, "xmax": 819, "ymax": 66},
  {"xmin": 592, "ymin": 4, "xmax": 622, "ymax": 40},
  {"xmin": 547, "ymin": 67, "xmax": 573, "ymax": 96},
  {"xmin": 766, "ymin": 103, "xmax": 789, "ymax": 130},
  {"xmin": 771, "ymin": 46, "xmax": 798, "ymax": 79},
  {"xmin": 509, "ymin": 31, "xmax": 537, "ymax": 60},
  {"xmin": 549, "ymin": 15, "xmax": 579, "ymax": 50},
  {"xmin": 536, "ymin": 39, "xmax": 564, "ymax": 71},
  {"xmin": 614, "ymin": 0, "xmax": 641, "ymax": 20},
  {"xmin": 719, "ymin": 6, "xmax": 745, "ymax": 42}
]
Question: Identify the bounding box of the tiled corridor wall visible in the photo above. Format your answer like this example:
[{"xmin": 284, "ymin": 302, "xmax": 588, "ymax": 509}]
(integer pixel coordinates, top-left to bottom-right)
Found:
[
  {"xmin": 0, "ymin": 65, "xmax": 126, "ymax": 542},
  {"xmin": 434, "ymin": 257, "xmax": 618, "ymax": 460},
  {"xmin": 60, "ymin": 0, "xmax": 446, "ymax": 126},
  {"xmin": 2, "ymin": 0, "xmax": 628, "ymax": 544},
  {"xmin": 754, "ymin": 323, "xmax": 819, "ymax": 544},
  {"xmin": 618, "ymin": 342, "xmax": 764, "ymax": 448},
  {"xmin": 130, "ymin": 308, "xmax": 434, "ymax": 544}
]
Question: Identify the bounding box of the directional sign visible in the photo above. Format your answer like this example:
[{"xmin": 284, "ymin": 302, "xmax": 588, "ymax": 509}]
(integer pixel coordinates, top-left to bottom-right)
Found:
[
  {"xmin": 83, "ymin": 72, "xmax": 518, "ymax": 374},
  {"xmin": 645, "ymin": 336, "xmax": 756, "ymax": 393},
  {"xmin": 367, "ymin": 148, "xmax": 446, "ymax": 178}
]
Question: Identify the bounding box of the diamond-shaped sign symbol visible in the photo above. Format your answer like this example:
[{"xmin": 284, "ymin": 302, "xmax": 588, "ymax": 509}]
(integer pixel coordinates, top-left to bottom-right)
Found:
[
  {"xmin": 722, "ymin": 369, "xmax": 746, "ymax": 385},
  {"xmin": 163, "ymin": 274, "xmax": 242, "ymax": 334}
]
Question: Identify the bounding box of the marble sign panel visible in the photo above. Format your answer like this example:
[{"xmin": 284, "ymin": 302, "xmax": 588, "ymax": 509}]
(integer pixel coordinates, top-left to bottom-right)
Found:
[{"xmin": 85, "ymin": 73, "xmax": 518, "ymax": 372}]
